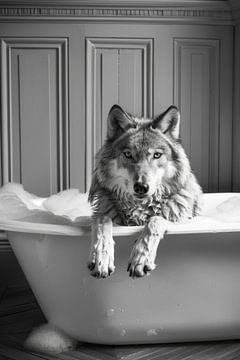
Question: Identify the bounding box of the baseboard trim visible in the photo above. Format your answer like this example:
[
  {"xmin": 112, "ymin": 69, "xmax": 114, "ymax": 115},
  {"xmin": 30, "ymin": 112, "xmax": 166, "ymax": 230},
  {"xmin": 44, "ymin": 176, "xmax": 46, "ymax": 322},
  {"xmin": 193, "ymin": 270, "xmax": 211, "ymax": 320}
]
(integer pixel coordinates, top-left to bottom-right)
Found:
[{"xmin": 0, "ymin": 231, "xmax": 11, "ymax": 251}]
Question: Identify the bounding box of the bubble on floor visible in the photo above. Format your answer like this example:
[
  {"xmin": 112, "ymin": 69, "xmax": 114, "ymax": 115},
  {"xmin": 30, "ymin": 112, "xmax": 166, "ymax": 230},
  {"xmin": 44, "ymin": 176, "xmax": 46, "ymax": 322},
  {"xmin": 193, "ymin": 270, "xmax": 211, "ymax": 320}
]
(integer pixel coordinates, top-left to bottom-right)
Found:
[{"xmin": 24, "ymin": 324, "xmax": 77, "ymax": 354}]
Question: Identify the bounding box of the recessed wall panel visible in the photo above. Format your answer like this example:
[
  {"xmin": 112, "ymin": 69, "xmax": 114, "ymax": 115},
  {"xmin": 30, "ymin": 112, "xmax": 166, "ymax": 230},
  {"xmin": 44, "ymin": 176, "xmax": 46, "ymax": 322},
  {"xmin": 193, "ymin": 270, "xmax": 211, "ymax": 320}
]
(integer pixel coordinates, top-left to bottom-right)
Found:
[
  {"xmin": 174, "ymin": 38, "xmax": 220, "ymax": 192},
  {"xmin": 1, "ymin": 38, "xmax": 69, "ymax": 196}
]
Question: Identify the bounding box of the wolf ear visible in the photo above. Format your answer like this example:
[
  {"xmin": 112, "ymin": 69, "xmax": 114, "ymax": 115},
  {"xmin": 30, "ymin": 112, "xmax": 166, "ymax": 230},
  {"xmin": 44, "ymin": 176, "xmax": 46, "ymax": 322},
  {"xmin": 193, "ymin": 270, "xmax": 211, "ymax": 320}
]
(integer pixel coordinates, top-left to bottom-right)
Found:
[
  {"xmin": 153, "ymin": 105, "xmax": 180, "ymax": 139},
  {"xmin": 107, "ymin": 105, "xmax": 134, "ymax": 139}
]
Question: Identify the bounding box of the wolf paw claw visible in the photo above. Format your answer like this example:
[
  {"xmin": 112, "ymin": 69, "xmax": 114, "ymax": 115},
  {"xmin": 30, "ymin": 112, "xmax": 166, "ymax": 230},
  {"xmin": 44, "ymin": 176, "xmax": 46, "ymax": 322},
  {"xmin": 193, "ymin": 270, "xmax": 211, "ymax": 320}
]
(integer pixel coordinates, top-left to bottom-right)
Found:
[
  {"xmin": 127, "ymin": 255, "xmax": 156, "ymax": 278},
  {"xmin": 88, "ymin": 254, "xmax": 115, "ymax": 279},
  {"xmin": 88, "ymin": 263, "xmax": 114, "ymax": 278}
]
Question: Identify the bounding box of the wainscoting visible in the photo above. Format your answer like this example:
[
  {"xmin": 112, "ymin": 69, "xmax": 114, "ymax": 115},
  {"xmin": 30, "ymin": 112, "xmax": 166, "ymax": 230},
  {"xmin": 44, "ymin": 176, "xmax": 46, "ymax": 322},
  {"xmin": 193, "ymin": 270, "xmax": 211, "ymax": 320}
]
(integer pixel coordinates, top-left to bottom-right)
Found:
[{"xmin": 0, "ymin": 0, "xmax": 236, "ymax": 195}]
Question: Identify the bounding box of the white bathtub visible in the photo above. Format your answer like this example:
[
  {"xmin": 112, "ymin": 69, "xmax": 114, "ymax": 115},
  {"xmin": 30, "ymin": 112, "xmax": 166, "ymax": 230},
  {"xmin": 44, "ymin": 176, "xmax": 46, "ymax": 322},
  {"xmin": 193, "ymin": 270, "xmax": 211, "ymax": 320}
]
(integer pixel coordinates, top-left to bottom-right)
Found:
[{"xmin": 1, "ymin": 193, "xmax": 240, "ymax": 345}]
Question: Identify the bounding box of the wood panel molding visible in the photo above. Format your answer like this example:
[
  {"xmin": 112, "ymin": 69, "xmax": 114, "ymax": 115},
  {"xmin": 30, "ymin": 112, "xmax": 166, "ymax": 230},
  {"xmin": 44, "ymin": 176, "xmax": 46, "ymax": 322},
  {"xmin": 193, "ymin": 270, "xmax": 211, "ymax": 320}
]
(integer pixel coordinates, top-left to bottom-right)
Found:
[
  {"xmin": 0, "ymin": 1, "xmax": 233, "ymax": 24},
  {"xmin": 232, "ymin": 0, "xmax": 240, "ymax": 187},
  {"xmin": 174, "ymin": 38, "xmax": 220, "ymax": 192},
  {"xmin": 85, "ymin": 37, "xmax": 153, "ymax": 190},
  {"xmin": 0, "ymin": 0, "xmax": 231, "ymax": 5},
  {"xmin": 232, "ymin": 24, "xmax": 240, "ymax": 190},
  {"xmin": 229, "ymin": 0, "xmax": 240, "ymax": 23},
  {"xmin": 0, "ymin": 37, "xmax": 69, "ymax": 192}
]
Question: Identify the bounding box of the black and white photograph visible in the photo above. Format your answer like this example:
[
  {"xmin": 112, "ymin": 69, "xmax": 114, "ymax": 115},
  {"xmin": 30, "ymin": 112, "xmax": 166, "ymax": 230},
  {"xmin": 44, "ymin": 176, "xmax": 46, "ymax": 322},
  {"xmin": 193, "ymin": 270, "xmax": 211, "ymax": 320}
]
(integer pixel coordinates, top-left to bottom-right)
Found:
[{"xmin": 0, "ymin": 0, "xmax": 240, "ymax": 359}]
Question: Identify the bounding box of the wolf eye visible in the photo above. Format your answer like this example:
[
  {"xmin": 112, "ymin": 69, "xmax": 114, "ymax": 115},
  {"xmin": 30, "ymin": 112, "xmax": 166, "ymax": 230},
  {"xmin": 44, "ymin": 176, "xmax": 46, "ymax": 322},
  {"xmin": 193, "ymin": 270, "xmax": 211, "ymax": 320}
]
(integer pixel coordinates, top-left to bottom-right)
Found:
[
  {"xmin": 153, "ymin": 152, "xmax": 162, "ymax": 159},
  {"xmin": 123, "ymin": 151, "xmax": 132, "ymax": 159}
]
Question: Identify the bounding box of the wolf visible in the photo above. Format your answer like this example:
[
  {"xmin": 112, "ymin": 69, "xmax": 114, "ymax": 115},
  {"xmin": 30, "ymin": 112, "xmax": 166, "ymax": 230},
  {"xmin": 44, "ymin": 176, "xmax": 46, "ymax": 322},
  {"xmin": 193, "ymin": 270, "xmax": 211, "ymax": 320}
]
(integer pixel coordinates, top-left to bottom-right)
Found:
[{"xmin": 88, "ymin": 105, "xmax": 202, "ymax": 278}]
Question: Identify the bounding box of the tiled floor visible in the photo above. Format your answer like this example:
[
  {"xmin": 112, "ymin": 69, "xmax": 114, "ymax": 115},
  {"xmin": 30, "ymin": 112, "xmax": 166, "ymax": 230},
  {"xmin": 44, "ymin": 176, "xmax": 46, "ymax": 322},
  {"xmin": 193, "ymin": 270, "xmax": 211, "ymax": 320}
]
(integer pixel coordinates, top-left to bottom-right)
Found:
[{"xmin": 1, "ymin": 287, "xmax": 240, "ymax": 360}]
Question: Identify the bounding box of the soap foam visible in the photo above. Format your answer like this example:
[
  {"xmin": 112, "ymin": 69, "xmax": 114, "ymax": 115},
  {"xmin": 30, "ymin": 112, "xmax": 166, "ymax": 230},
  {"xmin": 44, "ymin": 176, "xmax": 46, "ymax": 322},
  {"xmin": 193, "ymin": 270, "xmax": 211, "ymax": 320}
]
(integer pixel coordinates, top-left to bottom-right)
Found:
[
  {"xmin": 214, "ymin": 196, "xmax": 240, "ymax": 223},
  {"xmin": 1, "ymin": 183, "xmax": 240, "ymax": 228},
  {"xmin": 0, "ymin": 183, "xmax": 92, "ymax": 225},
  {"xmin": 43, "ymin": 189, "xmax": 92, "ymax": 220}
]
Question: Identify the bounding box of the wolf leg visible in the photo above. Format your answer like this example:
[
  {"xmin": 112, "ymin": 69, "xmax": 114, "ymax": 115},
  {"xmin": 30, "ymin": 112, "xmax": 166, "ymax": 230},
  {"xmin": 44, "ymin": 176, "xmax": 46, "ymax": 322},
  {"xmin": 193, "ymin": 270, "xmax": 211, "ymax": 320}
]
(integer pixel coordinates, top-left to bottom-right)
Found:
[
  {"xmin": 127, "ymin": 216, "xmax": 168, "ymax": 278},
  {"xmin": 88, "ymin": 216, "xmax": 115, "ymax": 278}
]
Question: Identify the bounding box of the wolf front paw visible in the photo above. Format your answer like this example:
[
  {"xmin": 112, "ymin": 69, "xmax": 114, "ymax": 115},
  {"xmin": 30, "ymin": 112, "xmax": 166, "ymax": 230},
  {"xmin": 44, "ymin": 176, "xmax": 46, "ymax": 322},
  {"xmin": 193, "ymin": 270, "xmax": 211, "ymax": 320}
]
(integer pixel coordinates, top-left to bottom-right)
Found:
[
  {"xmin": 88, "ymin": 249, "xmax": 115, "ymax": 278},
  {"xmin": 127, "ymin": 216, "xmax": 167, "ymax": 278},
  {"xmin": 89, "ymin": 215, "xmax": 115, "ymax": 278},
  {"xmin": 127, "ymin": 243, "xmax": 156, "ymax": 278},
  {"xmin": 127, "ymin": 259, "xmax": 155, "ymax": 278}
]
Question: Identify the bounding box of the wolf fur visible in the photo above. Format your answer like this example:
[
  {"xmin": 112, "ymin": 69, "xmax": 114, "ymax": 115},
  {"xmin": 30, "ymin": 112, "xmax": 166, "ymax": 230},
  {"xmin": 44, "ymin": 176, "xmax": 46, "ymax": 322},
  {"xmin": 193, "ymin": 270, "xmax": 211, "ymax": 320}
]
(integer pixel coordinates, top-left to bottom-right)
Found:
[{"xmin": 88, "ymin": 105, "xmax": 202, "ymax": 278}]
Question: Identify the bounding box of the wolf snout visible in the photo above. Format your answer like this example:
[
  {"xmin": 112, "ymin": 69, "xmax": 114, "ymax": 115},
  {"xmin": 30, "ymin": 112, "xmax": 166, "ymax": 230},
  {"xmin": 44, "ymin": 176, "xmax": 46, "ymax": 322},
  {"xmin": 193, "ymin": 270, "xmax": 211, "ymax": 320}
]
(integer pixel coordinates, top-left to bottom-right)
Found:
[{"xmin": 133, "ymin": 181, "xmax": 149, "ymax": 196}]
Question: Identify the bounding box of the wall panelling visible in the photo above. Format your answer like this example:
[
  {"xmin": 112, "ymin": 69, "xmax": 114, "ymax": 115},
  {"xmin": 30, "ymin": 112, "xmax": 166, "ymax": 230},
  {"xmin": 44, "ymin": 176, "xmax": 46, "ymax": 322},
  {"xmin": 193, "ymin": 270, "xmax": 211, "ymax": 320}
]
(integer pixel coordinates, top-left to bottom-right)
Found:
[
  {"xmin": 1, "ymin": 37, "xmax": 69, "ymax": 196},
  {"xmin": 174, "ymin": 38, "xmax": 220, "ymax": 192}
]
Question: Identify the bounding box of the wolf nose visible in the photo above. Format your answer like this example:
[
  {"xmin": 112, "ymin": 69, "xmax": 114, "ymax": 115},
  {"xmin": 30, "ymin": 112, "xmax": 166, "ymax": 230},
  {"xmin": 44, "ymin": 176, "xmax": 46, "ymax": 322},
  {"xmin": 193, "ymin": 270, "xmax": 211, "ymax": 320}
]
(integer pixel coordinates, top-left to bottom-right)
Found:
[{"xmin": 134, "ymin": 182, "xmax": 149, "ymax": 195}]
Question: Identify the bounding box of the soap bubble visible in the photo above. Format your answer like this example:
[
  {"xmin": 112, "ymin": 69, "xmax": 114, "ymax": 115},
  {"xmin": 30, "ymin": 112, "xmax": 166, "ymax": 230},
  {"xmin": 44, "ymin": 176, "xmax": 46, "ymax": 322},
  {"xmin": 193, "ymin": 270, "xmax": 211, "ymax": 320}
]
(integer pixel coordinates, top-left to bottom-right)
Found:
[
  {"xmin": 215, "ymin": 196, "xmax": 240, "ymax": 222},
  {"xmin": 0, "ymin": 183, "xmax": 92, "ymax": 225}
]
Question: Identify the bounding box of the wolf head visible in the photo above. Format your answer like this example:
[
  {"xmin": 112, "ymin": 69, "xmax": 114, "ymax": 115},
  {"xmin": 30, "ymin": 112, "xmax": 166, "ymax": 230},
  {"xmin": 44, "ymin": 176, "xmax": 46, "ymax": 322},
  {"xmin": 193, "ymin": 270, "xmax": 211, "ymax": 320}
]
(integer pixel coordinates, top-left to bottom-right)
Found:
[{"xmin": 93, "ymin": 104, "xmax": 191, "ymax": 200}]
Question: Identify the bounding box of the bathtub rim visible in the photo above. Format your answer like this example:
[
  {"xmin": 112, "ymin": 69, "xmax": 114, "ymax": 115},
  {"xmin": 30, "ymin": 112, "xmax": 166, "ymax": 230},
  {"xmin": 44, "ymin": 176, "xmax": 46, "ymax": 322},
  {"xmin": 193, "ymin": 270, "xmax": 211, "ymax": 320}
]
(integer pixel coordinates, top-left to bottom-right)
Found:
[{"xmin": 1, "ymin": 217, "xmax": 240, "ymax": 238}]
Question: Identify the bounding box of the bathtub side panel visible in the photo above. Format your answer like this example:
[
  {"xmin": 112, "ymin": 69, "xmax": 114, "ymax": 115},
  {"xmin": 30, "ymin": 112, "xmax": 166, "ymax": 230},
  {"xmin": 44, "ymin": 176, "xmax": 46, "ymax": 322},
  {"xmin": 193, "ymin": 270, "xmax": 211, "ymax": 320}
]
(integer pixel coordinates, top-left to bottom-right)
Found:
[{"xmin": 7, "ymin": 231, "xmax": 240, "ymax": 344}]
